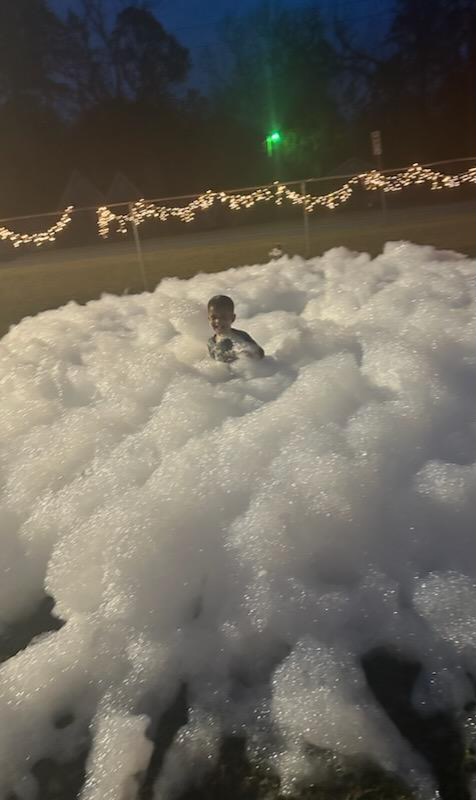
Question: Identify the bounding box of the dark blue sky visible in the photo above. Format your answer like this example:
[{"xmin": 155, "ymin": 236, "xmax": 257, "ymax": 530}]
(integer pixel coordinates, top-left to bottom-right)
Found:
[
  {"xmin": 157, "ymin": 0, "xmax": 395, "ymax": 85},
  {"xmin": 56, "ymin": 0, "xmax": 396, "ymax": 88}
]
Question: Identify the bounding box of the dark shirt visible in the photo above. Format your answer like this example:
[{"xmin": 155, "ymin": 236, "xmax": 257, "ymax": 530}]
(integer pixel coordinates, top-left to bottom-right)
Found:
[{"xmin": 208, "ymin": 328, "xmax": 264, "ymax": 363}]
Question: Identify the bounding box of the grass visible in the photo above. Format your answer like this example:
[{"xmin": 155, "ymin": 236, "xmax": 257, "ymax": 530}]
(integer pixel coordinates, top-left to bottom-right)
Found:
[
  {"xmin": 177, "ymin": 738, "xmax": 416, "ymax": 800},
  {"xmin": 1, "ymin": 201, "xmax": 475, "ymax": 798},
  {"xmin": 0, "ymin": 202, "xmax": 474, "ymax": 337}
]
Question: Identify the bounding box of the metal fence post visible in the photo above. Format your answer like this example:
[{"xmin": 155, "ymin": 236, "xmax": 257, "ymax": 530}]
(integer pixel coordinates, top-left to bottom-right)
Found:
[
  {"xmin": 377, "ymin": 153, "xmax": 388, "ymax": 223},
  {"xmin": 301, "ymin": 180, "xmax": 310, "ymax": 257},
  {"xmin": 129, "ymin": 203, "xmax": 148, "ymax": 292}
]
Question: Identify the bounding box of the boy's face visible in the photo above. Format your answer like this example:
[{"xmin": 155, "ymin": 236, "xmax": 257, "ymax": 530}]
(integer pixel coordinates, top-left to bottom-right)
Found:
[{"xmin": 208, "ymin": 305, "xmax": 235, "ymax": 335}]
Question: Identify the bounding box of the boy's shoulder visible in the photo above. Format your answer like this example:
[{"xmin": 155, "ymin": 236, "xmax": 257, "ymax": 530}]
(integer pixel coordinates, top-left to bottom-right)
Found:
[{"xmin": 230, "ymin": 328, "xmax": 254, "ymax": 342}]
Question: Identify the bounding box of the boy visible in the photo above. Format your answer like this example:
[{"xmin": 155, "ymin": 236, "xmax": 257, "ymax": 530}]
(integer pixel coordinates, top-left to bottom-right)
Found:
[{"xmin": 207, "ymin": 295, "xmax": 264, "ymax": 363}]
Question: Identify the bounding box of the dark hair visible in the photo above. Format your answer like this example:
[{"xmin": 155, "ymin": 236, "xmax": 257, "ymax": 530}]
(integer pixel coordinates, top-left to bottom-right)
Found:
[{"xmin": 207, "ymin": 295, "xmax": 234, "ymax": 312}]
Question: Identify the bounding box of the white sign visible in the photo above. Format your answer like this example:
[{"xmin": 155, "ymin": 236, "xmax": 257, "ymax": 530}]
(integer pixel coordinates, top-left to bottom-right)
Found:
[{"xmin": 371, "ymin": 130, "xmax": 382, "ymax": 156}]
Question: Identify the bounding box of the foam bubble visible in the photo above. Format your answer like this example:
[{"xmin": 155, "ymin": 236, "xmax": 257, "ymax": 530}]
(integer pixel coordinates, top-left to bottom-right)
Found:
[{"xmin": 0, "ymin": 244, "xmax": 475, "ymax": 798}]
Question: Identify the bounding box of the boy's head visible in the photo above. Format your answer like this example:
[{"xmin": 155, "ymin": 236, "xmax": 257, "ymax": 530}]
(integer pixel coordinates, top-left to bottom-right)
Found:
[{"xmin": 208, "ymin": 295, "xmax": 235, "ymax": 334}]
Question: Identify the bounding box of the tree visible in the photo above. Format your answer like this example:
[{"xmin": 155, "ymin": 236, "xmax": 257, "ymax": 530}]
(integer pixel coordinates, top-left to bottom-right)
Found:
[
  {"xmin": 0, "ymin": 0, "xmax": 67, "ymax": 108},
  {"xmin": 61, "ymin": 4, "xmax": 191, "ymax": 197},
  {"xmin": 0, "ymin": 0, "xmax": 70, "ymax": 214},
  {"xmin": 207, "ymin": 2, "xmax": 343, "ymax": 182},
  {"xmin": 59, "ymin": 2, "xmax": 189, "ymax": 109},
  {"xmin": 0, "ymin": 0, "xmax": 193, "ymax": 213},
  {"xmin": 58, "ymin": 8, "xmax": 112, "ymax": 112},
  {"xmin": 337, "ymin": 0, "xmax": 476, "ymax": 162},
  {"xmin": 111, "ymin": 6, "xmax": 189, "ymax": 103}
]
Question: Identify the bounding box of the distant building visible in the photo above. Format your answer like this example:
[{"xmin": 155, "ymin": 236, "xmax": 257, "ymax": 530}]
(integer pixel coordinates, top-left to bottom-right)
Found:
[
  {"xmin": 57, "ymin": 171, "xmax": 105, "ymax": 246},
  {"xmin": 331, "ymin": 158, "xmax": 373, "ymax": 177},
  {"xmin": 58, "ymin": 170, "xmax": 105, "ymax": 209},
  {"xmin": 106, "ymin": 173, "xmax": 143, "ymax": 205}
]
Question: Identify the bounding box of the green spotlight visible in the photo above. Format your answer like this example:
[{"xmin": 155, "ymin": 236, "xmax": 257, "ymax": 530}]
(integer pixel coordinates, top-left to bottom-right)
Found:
[{"xmin": 265, "ymin": 130, "xmax": 283, "ymax": 156}]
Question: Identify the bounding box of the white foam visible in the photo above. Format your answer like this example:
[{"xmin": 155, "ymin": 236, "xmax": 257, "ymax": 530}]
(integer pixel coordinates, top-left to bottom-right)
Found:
[{"xmin": 1, "ymin": 243, "xmax": 475, "ymax": 798}]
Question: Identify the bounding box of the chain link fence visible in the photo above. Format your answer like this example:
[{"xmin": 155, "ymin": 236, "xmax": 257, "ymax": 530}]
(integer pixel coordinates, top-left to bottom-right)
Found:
[{"xmin": 1, "ymin": 157, "xmax": 475, "ymax": 335}]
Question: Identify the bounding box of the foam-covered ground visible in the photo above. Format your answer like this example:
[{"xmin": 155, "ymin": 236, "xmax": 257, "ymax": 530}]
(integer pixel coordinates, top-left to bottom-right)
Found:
[{"xmin": 1, "ymin": 243, "xmax": 476, "ymax": 800}]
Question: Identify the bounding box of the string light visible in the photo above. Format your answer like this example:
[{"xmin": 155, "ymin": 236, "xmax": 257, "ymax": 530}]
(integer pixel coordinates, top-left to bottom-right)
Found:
[
  {"xmin": 97, "ymin": 164, "xmax": 476, "ymax": 238},
  {"xmin": 1, "ymin": 163, "xmax": 475, "ymax": 248},
  {"xmin": 97, "ymin": 186, "xmax": 277, "ymax": 237},
  {"xmin": 0, "ymin": 207, "xmax": 74, "ymax": 248}
]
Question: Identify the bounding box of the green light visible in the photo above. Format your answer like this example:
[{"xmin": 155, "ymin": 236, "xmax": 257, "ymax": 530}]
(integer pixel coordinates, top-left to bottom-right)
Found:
[{"xmin": 265, "ymin": 130, "xmax": 283, "ymax": 156}]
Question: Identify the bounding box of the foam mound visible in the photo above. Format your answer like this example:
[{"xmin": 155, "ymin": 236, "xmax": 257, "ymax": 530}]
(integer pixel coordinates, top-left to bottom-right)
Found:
[{"xmin": 1, "ymin": 242, "xmax": 475, "ymax": 799}]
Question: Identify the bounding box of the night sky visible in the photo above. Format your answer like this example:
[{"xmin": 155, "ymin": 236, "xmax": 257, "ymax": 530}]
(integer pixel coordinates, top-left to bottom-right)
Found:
[
  {"xmin": 158, "ymin": 0, "xmax": 395, "ymax": 85},
  {"xmin": 157, "ymin": 0, "xmax": 394, "ymax": 44},
  {"xmin": 56, "ymin": 0, "xmax": 396, "ymax": 88}
]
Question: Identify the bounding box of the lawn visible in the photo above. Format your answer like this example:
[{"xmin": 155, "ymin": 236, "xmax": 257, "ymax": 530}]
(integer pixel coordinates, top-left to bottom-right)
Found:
[{"xmin": 1, "ymin": 201, "xmax": 474, "ymax": 337}]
